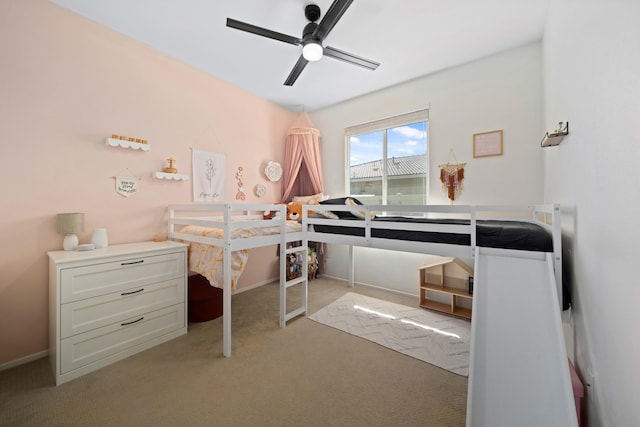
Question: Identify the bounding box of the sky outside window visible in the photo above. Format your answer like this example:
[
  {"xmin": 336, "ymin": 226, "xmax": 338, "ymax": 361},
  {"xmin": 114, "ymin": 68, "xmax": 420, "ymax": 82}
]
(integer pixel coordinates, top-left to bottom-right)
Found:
[{"xmin": 350, "ymin": 121, "xmax": 427, "ymax": 166}]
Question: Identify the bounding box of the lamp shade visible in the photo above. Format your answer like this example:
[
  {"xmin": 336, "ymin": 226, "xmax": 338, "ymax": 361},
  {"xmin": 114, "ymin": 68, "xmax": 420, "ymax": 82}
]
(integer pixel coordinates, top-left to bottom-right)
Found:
[{"xmin": 57, "ymin": 213, "xmax": 84, "ymax": 235}]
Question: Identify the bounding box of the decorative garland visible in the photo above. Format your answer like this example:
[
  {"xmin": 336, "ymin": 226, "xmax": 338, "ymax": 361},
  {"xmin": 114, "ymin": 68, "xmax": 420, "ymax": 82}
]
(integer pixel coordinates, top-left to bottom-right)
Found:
[
  {"xmin": 439, "ymin": 150, "xmax": 466, "ymax": 204},
  {"xmin": 235, "ymin": 166, "xmax": 246, "ymax": 200}
]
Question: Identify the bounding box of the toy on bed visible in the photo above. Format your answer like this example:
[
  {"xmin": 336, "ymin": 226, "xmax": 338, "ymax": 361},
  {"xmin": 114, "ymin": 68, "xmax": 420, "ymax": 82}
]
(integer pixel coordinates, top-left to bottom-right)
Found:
[
  {"xmin": 285, "ymin": 202, "xmax": 304, "ymax": 220},
  {"xmin": 263, "ymin": 202, "xmax": 313, "ymax": 221}
]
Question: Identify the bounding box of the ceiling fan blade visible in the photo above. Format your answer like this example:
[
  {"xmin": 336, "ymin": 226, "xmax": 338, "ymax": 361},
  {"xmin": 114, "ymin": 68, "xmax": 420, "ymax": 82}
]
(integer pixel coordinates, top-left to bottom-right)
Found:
[
  {"xmin": 284, "ymin": 55, "xmax": 309, "ymax": 86},
  {"xmin": 226, "ymin": 18, "xmax": 301, "ymax": 46},
  {"xmin": 313, "ymin": 0, "xmax": 353, "ymax": 41},
  {"xmin": 323, "ymin": 46, "xmax": 380, "ymax": 70}
]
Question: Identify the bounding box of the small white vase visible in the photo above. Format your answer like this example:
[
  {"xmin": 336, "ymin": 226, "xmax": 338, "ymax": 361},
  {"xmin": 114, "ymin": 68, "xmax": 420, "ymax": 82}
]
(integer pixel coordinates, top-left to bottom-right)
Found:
[{"xmin": 92, "ymin": 228, "xmax": 108, "ymax": 248}]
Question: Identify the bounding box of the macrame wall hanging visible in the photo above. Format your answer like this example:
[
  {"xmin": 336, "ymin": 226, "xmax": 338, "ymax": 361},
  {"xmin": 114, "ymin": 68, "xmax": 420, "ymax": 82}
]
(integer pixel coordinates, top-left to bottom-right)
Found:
[{"xmin": 439, "ymin": 150, "xmax": 466, "ymax": 204}]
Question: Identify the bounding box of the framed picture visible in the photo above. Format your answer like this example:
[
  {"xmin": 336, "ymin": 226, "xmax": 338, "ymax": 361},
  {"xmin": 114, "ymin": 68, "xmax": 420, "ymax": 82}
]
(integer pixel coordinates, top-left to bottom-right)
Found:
[{"xmin": 473, "ymin": 130, "xmax": 503, "ymax": 158}]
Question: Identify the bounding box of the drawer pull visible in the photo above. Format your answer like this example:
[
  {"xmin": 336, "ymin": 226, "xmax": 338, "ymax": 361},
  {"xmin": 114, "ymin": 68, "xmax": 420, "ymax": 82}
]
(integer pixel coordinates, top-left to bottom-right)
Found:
[
  {"xmin": 121, "ymin": 317, "xmax": 144, "ymax": 326},
  {"xmin": 121, "ymin": 288, "xmax": 144, "ymax": 296},
  {"xmin": 121, "ymin": 260, "xmax": 144, "ymax": 266}
]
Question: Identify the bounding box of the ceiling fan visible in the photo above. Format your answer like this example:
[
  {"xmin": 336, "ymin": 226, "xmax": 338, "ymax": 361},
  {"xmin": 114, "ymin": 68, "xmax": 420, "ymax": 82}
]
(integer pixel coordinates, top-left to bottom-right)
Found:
[{"xmin": 226, "ymin": 0, "xmax": 380, "ymax": 86}]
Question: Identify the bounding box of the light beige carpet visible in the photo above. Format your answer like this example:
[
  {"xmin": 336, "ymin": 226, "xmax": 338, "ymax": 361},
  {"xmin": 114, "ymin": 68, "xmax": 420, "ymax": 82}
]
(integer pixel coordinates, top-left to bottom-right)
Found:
[
  {"xmin": 0, "ymin": 277, "xmax": 468, "ymax": 426},
  {"xmin": 309, "ymin": 292, "xmax": 471, "ymax": 376}
]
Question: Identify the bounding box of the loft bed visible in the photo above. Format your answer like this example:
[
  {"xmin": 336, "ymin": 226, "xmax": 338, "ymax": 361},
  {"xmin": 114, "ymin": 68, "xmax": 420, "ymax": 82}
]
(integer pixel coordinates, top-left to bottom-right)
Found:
[
  {"xmin": 303, "ymin": 199, "xmax": 563, "ymax": 307},
  {"xmin": 301, "ymin": 198, "xmax": 577, "ymax": 426},
  {"xmin": 169, "ymin": 200, "xmax": 575, "ymax": 424},
  {"xmin": 168, "ymin": 201, "xmax": 565, "ymax": 359},
  {"xmin": 168, "ymin": 203, "xmax": 308, "ymax": 358}
]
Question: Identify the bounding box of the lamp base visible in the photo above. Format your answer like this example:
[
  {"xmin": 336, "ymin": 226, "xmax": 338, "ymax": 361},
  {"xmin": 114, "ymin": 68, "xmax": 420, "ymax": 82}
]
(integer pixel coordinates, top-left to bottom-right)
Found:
[{"xmin": 63, "ymin": 234, "xmax": 79, "ymax": 251}]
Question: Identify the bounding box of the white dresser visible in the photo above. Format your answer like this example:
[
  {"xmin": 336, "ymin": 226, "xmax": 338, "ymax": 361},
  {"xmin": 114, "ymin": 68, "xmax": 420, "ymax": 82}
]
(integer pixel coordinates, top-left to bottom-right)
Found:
[{"xmin": 48, "ymin": 241, "xmax": 188, "ymax": 385}]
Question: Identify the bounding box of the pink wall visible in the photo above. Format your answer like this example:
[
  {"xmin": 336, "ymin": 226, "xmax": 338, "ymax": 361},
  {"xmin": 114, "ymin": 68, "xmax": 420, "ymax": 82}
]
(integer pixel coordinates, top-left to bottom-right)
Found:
[{"xmin": 0, "ymin": 0, "xmax": 297, "ymax": 365}]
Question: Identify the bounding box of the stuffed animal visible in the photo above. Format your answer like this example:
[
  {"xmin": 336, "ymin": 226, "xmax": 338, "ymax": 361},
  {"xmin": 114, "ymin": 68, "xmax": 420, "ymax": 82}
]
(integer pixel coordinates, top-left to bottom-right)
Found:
[
  {"xmin": 286, "ymin": 202, "xmax": 303, "ymax": 221},
  {"xmin": 286, "ymin": 201, "xmax": 318, "ymax": 221},
  {"xmin": 263, "ymin": 202, "xmax": 314, "ymax": 221}
]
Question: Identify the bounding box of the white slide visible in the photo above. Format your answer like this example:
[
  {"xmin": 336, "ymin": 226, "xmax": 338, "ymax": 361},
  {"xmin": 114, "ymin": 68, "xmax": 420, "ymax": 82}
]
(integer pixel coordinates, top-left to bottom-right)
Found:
[{"xmin": 466, "ymin": 248, "xmax": 578, "ymax": 427}]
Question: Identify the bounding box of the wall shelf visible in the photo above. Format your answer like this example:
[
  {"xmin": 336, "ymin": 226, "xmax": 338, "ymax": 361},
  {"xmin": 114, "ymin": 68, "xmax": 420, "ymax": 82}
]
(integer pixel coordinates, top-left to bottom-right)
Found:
[
  {"xmin": 153, "ymin": 172, "xmax": 189, "ymax": 181},
  {"xmin": 106, "ymin": 137, "xmax": 151, "ymax": 151},
  {"xmin": 541, "ymin": 122, "xmax": 569, "ymax": 147}
]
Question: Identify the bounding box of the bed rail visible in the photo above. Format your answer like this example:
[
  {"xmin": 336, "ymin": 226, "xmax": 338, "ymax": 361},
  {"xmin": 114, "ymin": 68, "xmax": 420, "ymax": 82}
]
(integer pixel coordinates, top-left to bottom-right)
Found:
[
  {"xmin": 303, "ymin": 203, "xmax": 563, "ymax": 309},
  {"xmin": 166, "ymin": 202, "xmax": 563, "ymax": 358}
]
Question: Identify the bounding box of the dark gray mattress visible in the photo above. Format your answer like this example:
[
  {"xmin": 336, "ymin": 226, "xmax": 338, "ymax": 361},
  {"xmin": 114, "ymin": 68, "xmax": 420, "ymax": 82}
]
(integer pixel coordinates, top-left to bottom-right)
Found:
[{"xmin": 311, "ymin": 216, "xmax": 554, "ymax": 252}]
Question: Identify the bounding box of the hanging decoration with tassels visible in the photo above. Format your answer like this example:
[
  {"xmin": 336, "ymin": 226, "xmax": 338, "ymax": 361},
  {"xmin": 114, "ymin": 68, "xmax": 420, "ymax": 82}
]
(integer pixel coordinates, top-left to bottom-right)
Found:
[{"xmin": 438, "ymin": 149, "xmax": 466, "ymax": 204}]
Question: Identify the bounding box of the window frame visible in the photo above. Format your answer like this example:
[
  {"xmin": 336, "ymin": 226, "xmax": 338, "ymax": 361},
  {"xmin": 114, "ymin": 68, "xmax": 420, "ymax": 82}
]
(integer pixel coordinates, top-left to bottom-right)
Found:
[{"xmin": 345, "ymin": 109, "xmax": 429, "ymax": 206}]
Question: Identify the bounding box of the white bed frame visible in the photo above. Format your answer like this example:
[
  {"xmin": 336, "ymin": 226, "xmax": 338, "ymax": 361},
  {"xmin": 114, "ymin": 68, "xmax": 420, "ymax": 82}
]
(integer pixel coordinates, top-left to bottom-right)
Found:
[
  {"xmin": 303, "ymin": 202, "xmax": 575, "ymax": 426},
  {"xmin": 168, "ymin": 203, "xmax": 562, "ymax": 353},
  {"xmin": 303, "ymin": 203, "xmax": 562, "ymax": 304},
  {"xmin": 169, "ymin": 201, "xmax": 575, "ymax": 425},
  {"xmin": 168, "ymin": 203, "xmax": 308, "ymax": 358}
]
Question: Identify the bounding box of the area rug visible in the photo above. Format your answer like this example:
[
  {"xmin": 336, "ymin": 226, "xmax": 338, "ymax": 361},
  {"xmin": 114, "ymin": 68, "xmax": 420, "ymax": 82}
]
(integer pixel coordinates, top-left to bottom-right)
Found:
[{"xmin": 309, "ymin": 293, "xmax": 470, "ymax": 376}]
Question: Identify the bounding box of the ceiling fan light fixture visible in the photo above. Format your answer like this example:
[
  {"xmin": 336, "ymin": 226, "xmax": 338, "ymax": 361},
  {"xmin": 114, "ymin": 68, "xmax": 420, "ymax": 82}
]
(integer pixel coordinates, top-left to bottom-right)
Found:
[
  {"xmin": 227, "ymin": 0, "xmax": 379, "ymax": 86},
  {"xmin": 302, "ymin": 41, "xmax": 323, "ymax": 61}
]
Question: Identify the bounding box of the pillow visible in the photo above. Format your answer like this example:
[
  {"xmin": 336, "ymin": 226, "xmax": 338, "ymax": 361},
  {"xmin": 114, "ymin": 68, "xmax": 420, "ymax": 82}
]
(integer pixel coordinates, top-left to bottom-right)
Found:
[
  {"xmin": 314, "ymin": 210, "xmax": 339, "ymax": 220},
  {"xmin": 345, "ymin": 197, "xmax": 375, "ymax": 219},
  {"xmin": 292, "ymin": 193, "xmax": 324, "ymax": 205},
  {"xmin": 319, "ymin": 197, "xmax": 363, "ymax": 219},
  {"xmin": 286, "ymin": 202, "xmax": 329, "ymax": 221},
  {"xmin": 280, "ymin": 201, "xmax": 339, "ymax": 221}
]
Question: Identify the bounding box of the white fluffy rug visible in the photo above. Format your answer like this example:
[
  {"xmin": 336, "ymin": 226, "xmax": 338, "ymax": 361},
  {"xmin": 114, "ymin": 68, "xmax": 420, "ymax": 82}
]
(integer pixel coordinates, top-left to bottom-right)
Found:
[{"xmin": 309, "ymin": 293, "xmax": 471, "ymax": 376}]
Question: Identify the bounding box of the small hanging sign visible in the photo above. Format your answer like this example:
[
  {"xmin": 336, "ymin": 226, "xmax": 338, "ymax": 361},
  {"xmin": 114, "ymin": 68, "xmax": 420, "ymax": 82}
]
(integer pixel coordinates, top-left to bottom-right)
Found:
[{"xmin": 114, "ymin": 169, "xmax": 140, "ymax": 197}]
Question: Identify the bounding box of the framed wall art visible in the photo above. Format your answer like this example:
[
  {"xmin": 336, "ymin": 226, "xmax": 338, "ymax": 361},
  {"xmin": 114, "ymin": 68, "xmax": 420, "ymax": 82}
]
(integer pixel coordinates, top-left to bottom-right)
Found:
[
  {"xmin": 473, "ymin": 130, "xmax": 503, "ymax": 158},
  {"xmin": 192, "ymin": 149, "xmax": 226, "ymax": 201}
]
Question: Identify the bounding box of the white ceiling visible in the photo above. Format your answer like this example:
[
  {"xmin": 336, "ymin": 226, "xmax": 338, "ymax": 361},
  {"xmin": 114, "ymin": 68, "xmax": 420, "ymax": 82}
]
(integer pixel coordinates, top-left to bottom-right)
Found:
[{"xmin": 49, "ymin": 0, "xmax": 550, "ymax": 112}]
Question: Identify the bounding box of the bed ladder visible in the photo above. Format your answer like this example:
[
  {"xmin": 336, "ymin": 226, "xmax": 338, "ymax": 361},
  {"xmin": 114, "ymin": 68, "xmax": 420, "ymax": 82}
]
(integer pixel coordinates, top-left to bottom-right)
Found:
[{"xmin": 279, "ymin": 241, "xmax": 308, "ymax": 327}]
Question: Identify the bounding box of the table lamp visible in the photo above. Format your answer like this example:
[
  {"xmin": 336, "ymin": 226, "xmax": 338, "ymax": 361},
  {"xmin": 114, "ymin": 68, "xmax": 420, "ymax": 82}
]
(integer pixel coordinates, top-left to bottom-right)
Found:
[{"xmin": 57, "ymin": 213, "xmax": 84, "ymax": 250}]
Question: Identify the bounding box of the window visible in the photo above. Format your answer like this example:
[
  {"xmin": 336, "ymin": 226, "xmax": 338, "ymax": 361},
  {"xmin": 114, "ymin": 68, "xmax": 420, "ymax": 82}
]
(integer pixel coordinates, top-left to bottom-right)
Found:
[{"xmin": 346, "ymin": 110, "xmax": 428, "ymax": 206}]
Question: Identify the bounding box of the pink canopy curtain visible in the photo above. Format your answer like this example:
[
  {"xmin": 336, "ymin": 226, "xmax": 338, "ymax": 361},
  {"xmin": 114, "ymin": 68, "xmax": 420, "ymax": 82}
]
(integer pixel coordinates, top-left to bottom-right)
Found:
[{"xmin": 281, "ymin": 112, "xmax": 324, "ymax": 202}]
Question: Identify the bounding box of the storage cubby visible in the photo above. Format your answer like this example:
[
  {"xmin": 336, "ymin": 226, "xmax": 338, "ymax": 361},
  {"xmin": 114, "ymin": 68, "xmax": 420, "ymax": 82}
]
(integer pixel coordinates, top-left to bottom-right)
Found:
[{"xmin": 419, "ymin": 257, "xmax": 474, "ymax": 319}]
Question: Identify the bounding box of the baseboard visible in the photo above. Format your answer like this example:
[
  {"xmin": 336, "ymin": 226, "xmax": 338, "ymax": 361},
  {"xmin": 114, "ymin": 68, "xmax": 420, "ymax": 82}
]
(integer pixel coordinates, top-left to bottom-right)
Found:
[
  {"xmin": 320, "ymin": 274, "xmax": 418, "ymax": 298},
  {"xmin": 0, "ymin": 278, "xmax": 409, "ymax": 372},
  {"xmin": 235, "ymin": 277, "xmax": 279, "ymax": 294},
  {"xmin": 193, "ymin": 273, "xmax": 417, "ymax": 299},
  {"xmin": 0, "ymin": 350, "xmax": 48, "ymax": 372}
]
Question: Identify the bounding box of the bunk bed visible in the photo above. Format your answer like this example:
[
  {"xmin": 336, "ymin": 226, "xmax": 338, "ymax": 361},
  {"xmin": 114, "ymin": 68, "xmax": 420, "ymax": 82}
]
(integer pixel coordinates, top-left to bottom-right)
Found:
[
  {"xmin": 169, "ymin": 201, "xmax": 563, "ymax": 347},
  {"xmin": 169, "ymin": 199, "xmax": 576, "ymax": 425}
]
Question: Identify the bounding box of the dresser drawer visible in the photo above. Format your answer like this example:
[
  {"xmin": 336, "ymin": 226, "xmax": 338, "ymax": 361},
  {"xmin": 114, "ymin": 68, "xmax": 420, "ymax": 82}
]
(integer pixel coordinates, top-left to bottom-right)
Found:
[
  {"xmin": 60, "ymin": 277, "xmax": 185, "ymax": 339},
  {"xmin": 60, "ymin": 252, "xmax": 185, "ymax": 303},
  {"xmin": 60, "ymin": 304, "xmax": 185, "ymax": 374}
]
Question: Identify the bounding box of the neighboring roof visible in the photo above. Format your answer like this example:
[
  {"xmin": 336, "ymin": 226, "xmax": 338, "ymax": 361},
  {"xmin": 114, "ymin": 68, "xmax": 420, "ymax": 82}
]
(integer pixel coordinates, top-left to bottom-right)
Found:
[{"xmin": 350, "ymin": 154, "xmax": 427, "ymax": 180}]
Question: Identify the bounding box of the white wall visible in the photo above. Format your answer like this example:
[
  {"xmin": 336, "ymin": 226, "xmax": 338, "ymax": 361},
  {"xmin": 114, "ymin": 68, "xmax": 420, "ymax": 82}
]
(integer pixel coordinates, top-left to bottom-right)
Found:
[
  {"xmin": 310, "ymin": 43, "xmax": 544, "ymax": 295},
  {"xmin": 542, "ymin": 1, "xmax": 640, "ymax": 426}
]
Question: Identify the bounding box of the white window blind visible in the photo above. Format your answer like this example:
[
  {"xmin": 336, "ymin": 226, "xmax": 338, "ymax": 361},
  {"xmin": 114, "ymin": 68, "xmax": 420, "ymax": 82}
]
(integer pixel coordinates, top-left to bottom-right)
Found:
[{"xmin": 345, "ymin": 109, "xmax": 429, "ymax": 138}]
